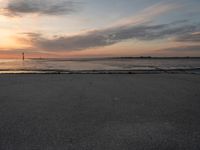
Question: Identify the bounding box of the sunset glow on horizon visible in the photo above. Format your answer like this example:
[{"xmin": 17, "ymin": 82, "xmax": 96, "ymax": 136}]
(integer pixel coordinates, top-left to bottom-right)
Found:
[{"xmin": 0, "ymin": 0, "xmax": 200, "ymax": 59}]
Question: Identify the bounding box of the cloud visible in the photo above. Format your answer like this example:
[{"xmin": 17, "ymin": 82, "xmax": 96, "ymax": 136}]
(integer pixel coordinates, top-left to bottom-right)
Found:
[
  {"xmin": 175, "ymin": 32, "xmax": 200, "ymax": 42},
  {"xmin": 162, "ymin": 45, "xmax": 200, "ymax": 52},
  {"xmin": 19, "ymin": 21, "xmax": 200, "ymax": 52},
  {"xmin": 107, "ymin": 24, "xmax": 198, "ymax": 41},
  {"xmin": 112, "ymin": 2, "xmax": 180, "ymax": 27},
  {"xmin": 0, "ymin": 0, "xmax": 80, "ymax": 16},
  {"xmin": 7, "ymin": 1, "xmax": 198, "ymax": 52}
]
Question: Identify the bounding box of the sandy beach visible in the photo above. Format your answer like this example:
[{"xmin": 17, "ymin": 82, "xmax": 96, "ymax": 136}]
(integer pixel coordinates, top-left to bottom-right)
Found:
[{"xmin": 0, "ymin": 74, "xmax": 200, "ymax": 150}]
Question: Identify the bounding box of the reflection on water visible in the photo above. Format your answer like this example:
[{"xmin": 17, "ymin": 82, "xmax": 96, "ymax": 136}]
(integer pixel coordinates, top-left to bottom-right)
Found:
[{"xmin": 0, "ymin": 58, "xmax": 200, "ymax": 73}]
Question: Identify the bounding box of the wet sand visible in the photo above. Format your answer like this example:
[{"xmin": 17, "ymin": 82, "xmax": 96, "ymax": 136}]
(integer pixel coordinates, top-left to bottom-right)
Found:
[{"xmin": 0, "ymin": 74, "xmax": 200, "ymax": 150}]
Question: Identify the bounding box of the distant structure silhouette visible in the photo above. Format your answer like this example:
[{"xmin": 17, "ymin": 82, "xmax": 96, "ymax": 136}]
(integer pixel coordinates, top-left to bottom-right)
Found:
[{"xmin": 22, "ymin": 52, "xmax": 25, "ymax": 61}]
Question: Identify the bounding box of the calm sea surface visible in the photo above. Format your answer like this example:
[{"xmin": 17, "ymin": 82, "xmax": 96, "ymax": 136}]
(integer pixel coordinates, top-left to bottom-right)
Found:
[{"xmin": 0, "ymin": 58, "xmax": 200, "ymax": 73}]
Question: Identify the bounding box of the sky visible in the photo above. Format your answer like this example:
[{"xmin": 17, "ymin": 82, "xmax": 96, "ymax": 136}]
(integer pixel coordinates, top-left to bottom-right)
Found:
[{"xmin": 0, "ymin": 0, "xmax": 200, "ymax": 58}]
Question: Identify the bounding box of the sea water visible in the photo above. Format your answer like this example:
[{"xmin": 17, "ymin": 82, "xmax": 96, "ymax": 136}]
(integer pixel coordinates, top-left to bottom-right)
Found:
[{"xmin": 0, "ymin": 58, "xmax": 200, "ymax": 73}]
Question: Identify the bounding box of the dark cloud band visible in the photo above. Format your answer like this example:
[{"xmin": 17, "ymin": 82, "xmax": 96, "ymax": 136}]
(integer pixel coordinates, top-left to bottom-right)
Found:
[
  {"xmin": 162, "ymin": 45, "xmax": 200, "ymax": 52},
  {"xmin": 22, "ymin": 21, "xmax": 200, "ymax": 52},
  {"xmin": 175, "ymin": 33, "xmax": 200, "ymax": 42},
  {"xmin": 1, "ymin": 0, "xmax": 80, "ymax": 16}
]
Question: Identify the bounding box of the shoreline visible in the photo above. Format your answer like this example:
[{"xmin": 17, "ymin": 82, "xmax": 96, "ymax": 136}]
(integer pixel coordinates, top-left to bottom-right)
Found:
[{"xmin": 0, "ymin": 68, "xmax": 200, "ymax": 74}]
